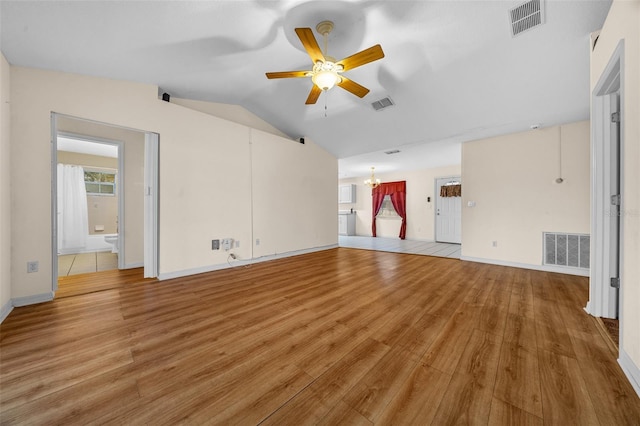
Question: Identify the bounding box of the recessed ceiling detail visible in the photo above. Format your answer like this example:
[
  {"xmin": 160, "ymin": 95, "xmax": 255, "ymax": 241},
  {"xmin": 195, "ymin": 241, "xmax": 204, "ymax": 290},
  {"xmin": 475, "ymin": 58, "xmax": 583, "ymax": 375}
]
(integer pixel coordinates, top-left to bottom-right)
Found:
[
  {"xmin": 509, "ymin": 0, "xmax": 544, "ymax": 37},
  {"xmin": 371, "ymin": 97, "xmax": 395, "ymax": 111}
]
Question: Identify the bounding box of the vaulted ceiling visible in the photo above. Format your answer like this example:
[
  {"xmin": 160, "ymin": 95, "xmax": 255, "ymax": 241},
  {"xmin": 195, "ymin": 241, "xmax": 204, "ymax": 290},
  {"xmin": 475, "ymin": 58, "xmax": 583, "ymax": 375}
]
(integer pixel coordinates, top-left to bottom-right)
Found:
[{"xmin": 0, "ymin": 1, "xmax": 611, "ymax": 177}]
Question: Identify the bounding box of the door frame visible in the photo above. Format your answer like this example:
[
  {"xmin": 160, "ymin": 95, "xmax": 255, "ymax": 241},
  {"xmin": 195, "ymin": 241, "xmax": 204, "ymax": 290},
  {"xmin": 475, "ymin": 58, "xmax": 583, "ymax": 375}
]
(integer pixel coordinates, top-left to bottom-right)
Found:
[
  {"xmin": 51, "ymin": 113, "xmax": 159, "ymax": 291},
  {"xmin": 587, "ymin": 40, "xmax": 624, "ymax": 322},
  {"xmin": 434, "ymin": 175, "xmax": 462, "ymax": 244}
]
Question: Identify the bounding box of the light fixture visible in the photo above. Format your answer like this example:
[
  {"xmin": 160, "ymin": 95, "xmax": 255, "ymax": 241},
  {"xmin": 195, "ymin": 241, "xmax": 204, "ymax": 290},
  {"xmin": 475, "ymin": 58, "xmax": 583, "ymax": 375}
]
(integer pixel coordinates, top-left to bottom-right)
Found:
[
  {"xmin": 311, "ymin": 63, "xmax": 341, "ymax": 91},
  {"xmin": 309, "ymin": 21, "xmax": 343, "ymax": 91},
  {"xmin": 364, "ymin": 167, "xmax": 381, "ymax": 188}
]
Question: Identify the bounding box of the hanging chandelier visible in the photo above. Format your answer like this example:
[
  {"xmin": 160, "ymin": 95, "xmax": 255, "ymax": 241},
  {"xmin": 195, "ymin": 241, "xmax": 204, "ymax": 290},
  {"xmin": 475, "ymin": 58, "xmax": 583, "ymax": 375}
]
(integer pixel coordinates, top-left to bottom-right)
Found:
[{"xmin": 364, "ymin": 167, "xmax": 381, "ymax": 188}]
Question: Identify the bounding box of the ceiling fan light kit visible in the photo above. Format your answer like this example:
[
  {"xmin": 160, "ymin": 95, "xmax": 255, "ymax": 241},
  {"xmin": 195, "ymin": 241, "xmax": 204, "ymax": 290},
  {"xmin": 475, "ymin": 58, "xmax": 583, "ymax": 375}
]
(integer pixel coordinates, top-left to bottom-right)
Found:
[{"xmin": 266, "ymin": 20, "xmax": 384, "ymax": 104}]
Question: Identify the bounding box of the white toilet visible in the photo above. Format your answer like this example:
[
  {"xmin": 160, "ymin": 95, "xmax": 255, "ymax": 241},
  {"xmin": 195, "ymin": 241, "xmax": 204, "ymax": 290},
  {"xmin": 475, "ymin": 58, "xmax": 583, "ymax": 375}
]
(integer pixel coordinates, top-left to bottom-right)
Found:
[{"xmin": 104, "ymin": 235, "xmax": 119, "ymax": 254}]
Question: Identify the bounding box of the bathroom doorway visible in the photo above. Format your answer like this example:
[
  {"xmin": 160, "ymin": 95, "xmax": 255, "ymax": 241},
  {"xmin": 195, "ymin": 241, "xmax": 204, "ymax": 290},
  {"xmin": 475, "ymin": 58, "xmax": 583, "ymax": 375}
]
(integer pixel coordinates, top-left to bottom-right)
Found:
[
  {"xmin": 56, "ymin": 133, "xmax": 123, "ymax": 276},
  {"xmin": 51, "ymin": 114, "xmax": 158, "ymax": 294}
]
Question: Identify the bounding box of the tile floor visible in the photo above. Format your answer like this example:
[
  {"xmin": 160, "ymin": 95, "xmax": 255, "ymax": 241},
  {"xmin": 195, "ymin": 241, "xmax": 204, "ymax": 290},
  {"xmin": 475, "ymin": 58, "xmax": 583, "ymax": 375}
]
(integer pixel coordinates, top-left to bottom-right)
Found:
[
  {"xmin": 339, "ymin": 235, "xmax": 461, "ymax": 259},
  {"xmin": 58, "ymin": 252, "xmax": 118, "ymax": 276}
]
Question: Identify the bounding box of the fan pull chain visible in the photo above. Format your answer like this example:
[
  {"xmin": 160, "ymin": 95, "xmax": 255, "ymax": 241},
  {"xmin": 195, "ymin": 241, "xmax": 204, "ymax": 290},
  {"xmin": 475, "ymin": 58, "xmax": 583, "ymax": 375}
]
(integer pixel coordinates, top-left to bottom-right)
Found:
[{"xmin": 324, "ymin": 93, "xmax": 328, "ymax": 117}]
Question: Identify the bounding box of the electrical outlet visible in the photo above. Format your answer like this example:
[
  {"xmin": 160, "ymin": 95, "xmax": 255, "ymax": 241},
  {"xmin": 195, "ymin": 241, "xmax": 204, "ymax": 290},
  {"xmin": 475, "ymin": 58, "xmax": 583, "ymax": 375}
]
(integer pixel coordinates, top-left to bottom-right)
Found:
[
  {"xmin": 492, "ymin": 241, "xmax": 498, "ymax": 247},
  {"xmin": 27, "ymin": 261, "xmax": 39, "ymax": 273},
  {"xmin": 256, "ymin": 238, "xmax": 260, "ymax": 246},
  {"xmin": 235, "ymin": 240, "xmax": 240, "ymax": 248},
  {"xmin": 221, "ymin": 238, "xmax": 233, "ymax": 251},
  {"xmin": 212, "ymin": 239, "xmax": 220, "ymax": 250}
]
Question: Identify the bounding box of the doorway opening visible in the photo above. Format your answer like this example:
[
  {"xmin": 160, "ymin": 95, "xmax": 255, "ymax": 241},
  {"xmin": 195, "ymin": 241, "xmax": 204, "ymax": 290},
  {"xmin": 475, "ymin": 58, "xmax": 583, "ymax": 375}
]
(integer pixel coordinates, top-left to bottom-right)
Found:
[
  {"xmin": 51, "ymin": 114, "xmax": 159, "ymax": 296},
  {"xmin": 56, "ymin": 133, "xmax": 123, "ymax": 277}
]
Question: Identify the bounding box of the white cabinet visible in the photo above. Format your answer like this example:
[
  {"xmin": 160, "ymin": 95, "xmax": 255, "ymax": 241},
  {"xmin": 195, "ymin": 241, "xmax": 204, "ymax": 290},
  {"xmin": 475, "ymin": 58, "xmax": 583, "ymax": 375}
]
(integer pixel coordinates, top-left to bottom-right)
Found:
[
  {"xmin": 338, "ymin": 184, "xmax": 356, "ymax": 204},
  {"xmin": 338, "ymin": 213, "xmax": 356, "ymax": 236}
]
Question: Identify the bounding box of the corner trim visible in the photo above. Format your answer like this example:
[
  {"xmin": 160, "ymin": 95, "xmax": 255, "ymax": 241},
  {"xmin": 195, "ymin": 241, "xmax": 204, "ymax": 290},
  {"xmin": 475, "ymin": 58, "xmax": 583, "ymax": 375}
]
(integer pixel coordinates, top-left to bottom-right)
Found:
[
  {"xmin": 460, "ymin": 256, "xmax": 589, "ymax": 277},
  {"xmin": 158, "ymin": 244, "xmax": 338, "ymax": 281},
  {"xmin": 12, "ymin": 292, "xmax": 55, "ymax": 307},
  {"xmin": 0, "ymin": 300, "xmax": 13, "ymax": 323},
  {"xmin": 619, "ymin": 348, "xmax": 640, "ymax": 398}
]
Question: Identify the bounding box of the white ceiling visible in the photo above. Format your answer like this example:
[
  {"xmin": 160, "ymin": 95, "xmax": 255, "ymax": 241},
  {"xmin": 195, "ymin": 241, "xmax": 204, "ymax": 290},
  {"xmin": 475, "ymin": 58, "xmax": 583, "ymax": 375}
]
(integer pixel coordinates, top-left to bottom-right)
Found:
[
  {"xmin": 57, "ymin": 136, "xmax": 118, "ymax": 158},
  {"xmin": 0, "ymin": 1, "xmax": 611, "ymax": 178}
]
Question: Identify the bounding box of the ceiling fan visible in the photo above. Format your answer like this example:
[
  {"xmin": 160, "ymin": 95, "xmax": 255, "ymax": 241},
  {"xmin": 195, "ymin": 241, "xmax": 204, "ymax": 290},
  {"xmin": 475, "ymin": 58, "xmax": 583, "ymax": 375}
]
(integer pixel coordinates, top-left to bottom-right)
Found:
[{"xmin": 266, "ymin": 21, "xmax": 384, "ymax": 105}]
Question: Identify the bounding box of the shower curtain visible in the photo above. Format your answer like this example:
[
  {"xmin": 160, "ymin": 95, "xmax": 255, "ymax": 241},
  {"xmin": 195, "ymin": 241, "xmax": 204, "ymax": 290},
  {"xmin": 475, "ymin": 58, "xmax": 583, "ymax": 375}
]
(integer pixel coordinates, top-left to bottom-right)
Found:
[{"xmin": 57, "ymin": 164, "xmax": 89, "ymax": 253}]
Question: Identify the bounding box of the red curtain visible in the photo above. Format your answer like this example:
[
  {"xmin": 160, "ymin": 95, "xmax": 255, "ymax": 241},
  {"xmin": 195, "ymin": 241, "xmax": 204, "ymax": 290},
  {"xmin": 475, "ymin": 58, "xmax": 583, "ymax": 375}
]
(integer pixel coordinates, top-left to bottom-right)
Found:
[
  {"xmin": 371, "ymin": 181, "xmax": 407, "ymax": 239},
  {"xmin": 390, "ymin": 191, "xmax": 407, "ymax": 239},
  {"xmin": 371, "ymin": 191, "xmax": 385, "ymax": 238}
]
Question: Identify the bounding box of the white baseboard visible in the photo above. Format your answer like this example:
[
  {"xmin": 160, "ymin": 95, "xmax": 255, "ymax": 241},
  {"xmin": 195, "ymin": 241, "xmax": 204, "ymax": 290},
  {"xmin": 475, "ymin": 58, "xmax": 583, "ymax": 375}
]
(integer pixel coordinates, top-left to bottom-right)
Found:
[
  {"xmin": 158, "ymin": 244, "xmax": 338, "ymax": 281},
  {"xmin": 619, "ymin": 348, "xmax": 640, "ymax": 398},
  {"xmin": 460, "ymin": 256, "xmax": 589, "ymax": 277},
  {"xmin": 0, "ymin": 299, "xmax": 13, "ymax": 323},
  {"xmin": 124, "ymin": 262, "xmax": 144, "ymax": 269},
  {"xmin": 12, "ymin": 292, "xmax": 54, "ymax": 307}
]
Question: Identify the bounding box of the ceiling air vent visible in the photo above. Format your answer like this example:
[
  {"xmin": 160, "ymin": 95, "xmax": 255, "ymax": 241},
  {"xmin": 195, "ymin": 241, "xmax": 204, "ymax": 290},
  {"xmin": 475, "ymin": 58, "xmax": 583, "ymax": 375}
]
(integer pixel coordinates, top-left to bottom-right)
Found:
[
  {"xmin": 509, "ymin": 0, "xmax": 544, "ymax": 37},
  {"xmin": 371, "ymin": 96, "xmax": 395, "ymax": 111},
  {"xmin": 384, "ymin": 149, "xmax": 400, "ymax": 155}
]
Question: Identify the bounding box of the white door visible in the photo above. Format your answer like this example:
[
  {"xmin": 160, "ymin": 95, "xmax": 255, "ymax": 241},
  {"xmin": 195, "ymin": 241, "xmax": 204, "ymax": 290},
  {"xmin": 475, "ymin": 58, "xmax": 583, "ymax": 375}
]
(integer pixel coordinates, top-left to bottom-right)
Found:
[
  {"xmin": 435, "ymin": 177, "xmax": 462, "ymax": 244},
  {"xmin": 609, "ymin": 92, "xmax": 620, "ymax": 318}
]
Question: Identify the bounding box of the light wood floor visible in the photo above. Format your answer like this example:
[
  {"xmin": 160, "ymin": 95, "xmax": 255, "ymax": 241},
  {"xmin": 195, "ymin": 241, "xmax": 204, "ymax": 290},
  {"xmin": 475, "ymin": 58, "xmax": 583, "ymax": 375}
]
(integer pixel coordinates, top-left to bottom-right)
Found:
[
  {"xmin": 1, "ymin": 248, "xmax": 639, "ymax": 425},
  {"xmin": 56, "ymin": 267, "xmax": 153, "ymax": 299}
]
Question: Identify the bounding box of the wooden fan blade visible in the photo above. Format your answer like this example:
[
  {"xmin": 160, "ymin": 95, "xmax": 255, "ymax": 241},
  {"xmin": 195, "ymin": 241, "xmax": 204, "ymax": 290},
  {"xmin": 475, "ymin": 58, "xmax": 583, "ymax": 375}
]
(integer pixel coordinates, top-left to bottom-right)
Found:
[
  {"xmin": 265, "ymin": 71, "xmax": 310, "ymax": 79},
  {"xmin": 295, "ymin": 27, "xmax": 325, "ymax": 63},
  {"xmin": 336, "ymin": 44, "xmax": 384, "ymax": 71},
  {"xmin": 305, "ymin": 85, "xmax": 322, "ymax": 105},
  {"xmin": 337, "ymin": 76, "xmax": 370, "ymax": 98}
]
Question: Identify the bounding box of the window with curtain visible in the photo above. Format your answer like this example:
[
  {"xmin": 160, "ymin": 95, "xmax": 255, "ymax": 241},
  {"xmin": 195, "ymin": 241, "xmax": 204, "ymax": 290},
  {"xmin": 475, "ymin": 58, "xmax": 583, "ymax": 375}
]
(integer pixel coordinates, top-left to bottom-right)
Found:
[
  {"xmin": 372, "ymin": 181, "xmax": 407, "ymax": 239},
  {"xmin": 376, "ymin": 195, "xmax": 399, "ymax": 217}
]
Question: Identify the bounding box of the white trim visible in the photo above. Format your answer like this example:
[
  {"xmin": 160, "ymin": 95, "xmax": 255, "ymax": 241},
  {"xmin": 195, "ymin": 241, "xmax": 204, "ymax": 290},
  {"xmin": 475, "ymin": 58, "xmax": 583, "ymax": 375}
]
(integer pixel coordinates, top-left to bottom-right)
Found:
[
  {"xmin": 51, "ymin": 114, "xmax": 59, "ymax": 290},
  {"xmin": 12, "ymin": 292, "xmax": 54, "ymax": 307},
  {"xmin": 158, "ymin": 244, "xmax": 338, "ymax": 281},
  {"xmin": 0, "ymin": 300, "xmax": 13, "ymax": 323},
  {"xmin": 124, "ymin": 262, "xmax": 144, "ymax": 269},
  {"xmin": 460, "ymin": 255, "xmax": 589, "ymax": 277},
  {"xmin": 619, "ymin": 348, "xmax": 640, "ymax": 398},
  {"xmin": 143, "ymin": 132, "xmax": 159, "ymax": 278},
  {"xmin": 588, "ymin": 39, "xmax": 624, "ymax": 319}
]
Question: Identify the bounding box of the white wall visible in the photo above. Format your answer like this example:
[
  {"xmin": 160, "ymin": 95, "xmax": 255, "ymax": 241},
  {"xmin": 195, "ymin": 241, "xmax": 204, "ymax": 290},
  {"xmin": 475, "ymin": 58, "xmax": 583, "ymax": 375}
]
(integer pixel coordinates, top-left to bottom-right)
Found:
[
  {"xmin": 170, "ymin": 97, "xmax": 289, "ymax": 139},
  {"xmin": 339, "ymin": 165, "xmax": 461, "ymax": 240},
  {"xmin": 461, "ymin": 121, "xmax": 590, "ymax": 267},
  {"xmin": 8, "ymin": 66, "xmax": 337, "ymax": 301},
  {"xmin": 590, "ymin": 0, "xmax": 640, "ymax": 392},
  {"xmin": 252, "ymin": 130, "xmax": 337, "ymax": 257},
  {"xmin": 0, "ymin": 53, "xmax": 11, "ymax": 317}
]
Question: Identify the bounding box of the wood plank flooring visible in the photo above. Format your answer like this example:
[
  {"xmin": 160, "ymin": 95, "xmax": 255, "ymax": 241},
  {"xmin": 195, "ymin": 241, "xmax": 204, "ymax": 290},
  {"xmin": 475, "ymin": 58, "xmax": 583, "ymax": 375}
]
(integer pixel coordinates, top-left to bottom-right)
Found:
[
  {"xmin": 56, "ymin": 267, "xmax": 154, "ymax": 299},
  {"xmin": 1, "ymin": 248, "xmax": 639, "ymax": 425}
]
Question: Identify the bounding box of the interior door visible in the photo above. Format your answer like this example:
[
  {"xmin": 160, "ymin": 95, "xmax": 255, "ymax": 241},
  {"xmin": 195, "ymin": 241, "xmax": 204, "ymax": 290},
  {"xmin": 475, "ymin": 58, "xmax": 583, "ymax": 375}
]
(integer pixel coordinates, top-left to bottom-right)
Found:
[
  {"xmin": 609, "ymin": 92, "xmax": 620, "ymax": 318},
  {"xmin": 435, "ymin": 177, "xmax": 462, "ymax": 244}
]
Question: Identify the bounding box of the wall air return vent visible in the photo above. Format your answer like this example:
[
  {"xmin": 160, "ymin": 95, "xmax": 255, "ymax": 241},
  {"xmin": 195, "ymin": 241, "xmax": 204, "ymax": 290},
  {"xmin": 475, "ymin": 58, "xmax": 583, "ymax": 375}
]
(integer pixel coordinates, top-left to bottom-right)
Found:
[
  {"xmin": 371, "ymin": 96, "xmax": 395, "ymax": 111},
  {"xmin": 509, "ymin": 0, "xmax": 544, "ymax": 37},
  {"xmin": 543, "ymin": 232, "xmax": 589, "ymax": 269}
]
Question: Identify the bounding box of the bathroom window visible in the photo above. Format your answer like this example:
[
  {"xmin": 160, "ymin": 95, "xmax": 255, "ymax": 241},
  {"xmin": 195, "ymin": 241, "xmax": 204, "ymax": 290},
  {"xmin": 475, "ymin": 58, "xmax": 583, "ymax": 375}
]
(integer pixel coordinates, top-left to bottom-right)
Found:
[{"xmin": 85, "ymin": 170, "xmax": 116, "ymax": 196}]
